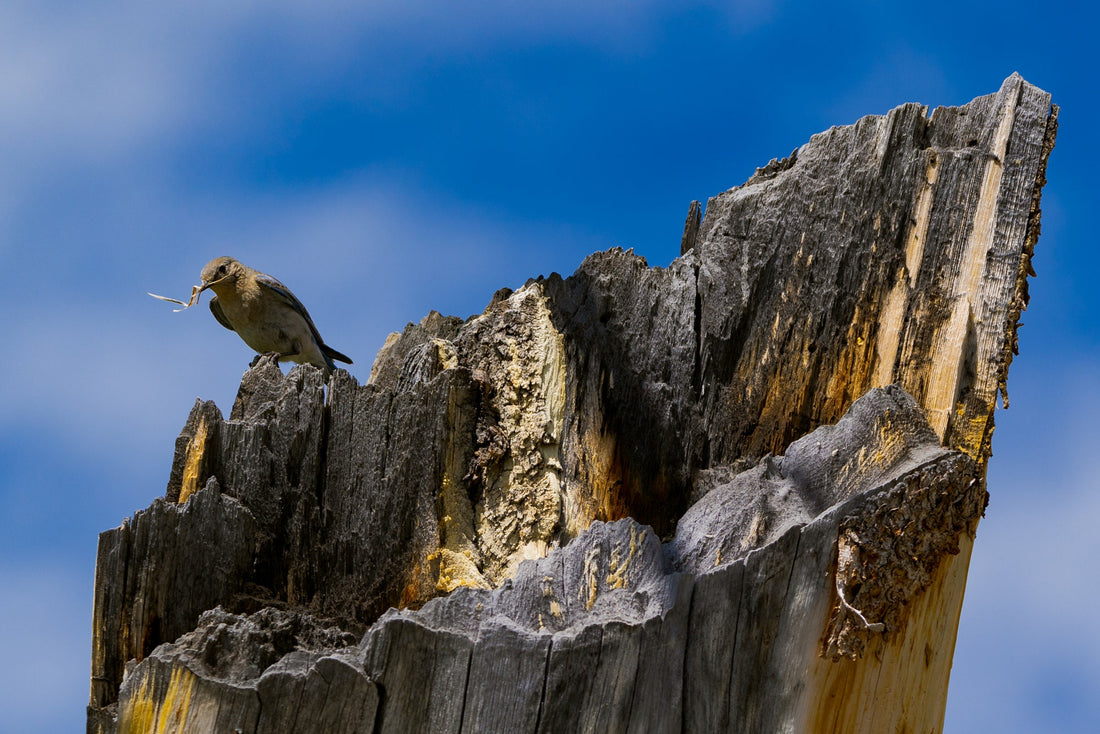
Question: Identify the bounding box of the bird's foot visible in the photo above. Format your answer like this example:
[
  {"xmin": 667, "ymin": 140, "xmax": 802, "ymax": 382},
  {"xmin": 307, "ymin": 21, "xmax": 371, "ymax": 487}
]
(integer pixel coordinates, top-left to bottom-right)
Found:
[{"xmin": 249, "ymin": 352, "xmax": 282, "ymax": 369}]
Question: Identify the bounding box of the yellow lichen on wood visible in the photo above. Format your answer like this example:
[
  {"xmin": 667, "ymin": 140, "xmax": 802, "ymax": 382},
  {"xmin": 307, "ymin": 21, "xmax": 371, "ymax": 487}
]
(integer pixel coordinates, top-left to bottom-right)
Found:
[
  {"xmin": 177, "ymin": 416, "xmax": 209, "ymax": 505},
  {"xmin": 117, "ymin": 673, "xmax": 156, "ymax": 734},
  {"xmin": 433, "ymin": 338, "xmax": 459, "ymax": 370},
  {"xmin": 433, "ymin": 375, "xmax": 485, "ymax": 595},
  {"xmin": 819, "ymin": 302, "xmax": 879, "ymax": 431},
  {"xmin": 118, "ymin": 665, "xmax": 195, "ymax": 734},
  {"xmin": 924, "ymin": 96, "xmax": 1015, "ymax": 444},
  {"xmin": 582, "ymin": 544, "xmax": 601, "ymax": 611},
  {"xmin": 605, "ymin": 522, "xmax": 639, "ymax": 590},
  {"xmin": 906, "ymin": 153, "xmax": 940, "ymax": 288},
  {"xmin": 563, "ymin": 423, "xmax": 624, "ymax": 538},
  {"xmin": 430, "ymin": 549, "xmax": 489, "ymax": 593},
  {"xmin": 800, "ymin": 535, "xmax": 974, "ymax": 734},
  {"xmin": 873, "ymin": 151, "xmax": 939, "ymax": 390},
  {"xmin": 873, "ymin": 267, "xmax": 910, "ymax": 390}
]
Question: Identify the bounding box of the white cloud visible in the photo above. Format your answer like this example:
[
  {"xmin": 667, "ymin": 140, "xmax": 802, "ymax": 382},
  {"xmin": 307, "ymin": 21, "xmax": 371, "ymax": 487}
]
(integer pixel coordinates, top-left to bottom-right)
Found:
[{"xmin": 0, "ymin": 4, "xmax": 189, "ymax": 160}]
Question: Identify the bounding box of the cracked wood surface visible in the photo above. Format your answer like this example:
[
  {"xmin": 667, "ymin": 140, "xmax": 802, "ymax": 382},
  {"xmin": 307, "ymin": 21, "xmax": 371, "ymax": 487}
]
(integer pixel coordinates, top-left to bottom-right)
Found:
[{"xmin": 89, "ymin": 75, "xmax": 1055, "ymax": 733}]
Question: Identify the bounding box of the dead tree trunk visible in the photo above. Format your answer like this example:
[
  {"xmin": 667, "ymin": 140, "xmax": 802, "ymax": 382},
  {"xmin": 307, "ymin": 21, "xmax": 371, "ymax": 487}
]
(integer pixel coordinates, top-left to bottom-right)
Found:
[{"xmin": 88, "ymin": 74, "xmax": 1056, "ymax": 733}]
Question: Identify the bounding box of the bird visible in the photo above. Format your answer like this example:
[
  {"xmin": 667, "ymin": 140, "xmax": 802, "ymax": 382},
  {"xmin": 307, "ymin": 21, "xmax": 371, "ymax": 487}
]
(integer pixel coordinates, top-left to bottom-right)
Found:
[{"xmin": 197, "ymin": 256, "xmax": 352, "ymax": 374}]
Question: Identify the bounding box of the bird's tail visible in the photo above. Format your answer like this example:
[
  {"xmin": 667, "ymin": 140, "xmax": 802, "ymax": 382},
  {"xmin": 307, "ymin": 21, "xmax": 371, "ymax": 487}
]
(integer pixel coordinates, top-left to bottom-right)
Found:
[{"xmin": 322, "ymin": 344, "xmax": 353, "ymax": 366}]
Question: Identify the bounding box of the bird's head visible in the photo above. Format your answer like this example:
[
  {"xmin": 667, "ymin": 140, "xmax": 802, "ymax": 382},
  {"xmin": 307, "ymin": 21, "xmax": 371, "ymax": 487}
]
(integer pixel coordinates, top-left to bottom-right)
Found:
[{"xmin": 199, "ymin": 256, "xmax": 244, "ymax": 294}]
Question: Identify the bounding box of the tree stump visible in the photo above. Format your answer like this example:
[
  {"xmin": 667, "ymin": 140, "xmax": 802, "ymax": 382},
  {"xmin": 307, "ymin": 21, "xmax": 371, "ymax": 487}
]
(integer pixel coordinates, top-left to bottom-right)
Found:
[{"xmin": 88, "ymin": 74, "xmax": 1056, "ymax": 733}]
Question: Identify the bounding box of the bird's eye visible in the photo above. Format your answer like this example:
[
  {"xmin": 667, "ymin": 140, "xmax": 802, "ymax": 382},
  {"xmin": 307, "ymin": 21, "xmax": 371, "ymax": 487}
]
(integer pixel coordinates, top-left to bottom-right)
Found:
[{"xmin": 217, "ymin": 265, "xmax": 227, "ymax": 275}]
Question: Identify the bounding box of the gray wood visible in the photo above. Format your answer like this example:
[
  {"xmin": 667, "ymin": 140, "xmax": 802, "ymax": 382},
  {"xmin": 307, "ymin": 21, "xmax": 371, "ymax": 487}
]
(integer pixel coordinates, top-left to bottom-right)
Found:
[
  {"xmin": 364, "ymin": 614, "xmax": 472, "ymax": 734},
  {"xmin": 91, "ymin": 387, "xmax": 992, "ymax": 734},
  {"xmin": 579, "ymin": 621, "xmax": 641, "ymax": 733},
  {"xmin": 682, "ymin": 561, "xmax": 744, "ymax": 732},
  {"xmin": 725, "ymin": 525, "xmax": 803, "ymax": 731},
  {"xmin": 108, "ymin": 606, "xmax": 371, "ymax": 734},
  {"xmin": 626, "ymin": 573, "xmax": 693, "ymax": 734},
  {"xmin": 680, "ymin": 199, "xmax": 701, "ymax": 255},
  {"xmin": 537, "ymin": 624, "xmax": 606, "ymax": 734},
  {"xmin": 89, "ymin": 476, "xmax": 257, "ymax": 710},
  {"xmin": 257, "ymin": 653, "xmax": 377, "ymax": 734},
  {"xmin": 460, "ymin": 620, "xmax": 550, "ymax": 734}
]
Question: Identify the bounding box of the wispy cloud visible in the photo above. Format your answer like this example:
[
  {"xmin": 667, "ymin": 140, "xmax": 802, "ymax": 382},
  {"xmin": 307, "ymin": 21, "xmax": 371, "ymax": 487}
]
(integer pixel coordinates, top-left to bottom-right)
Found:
[
  {"xmin": 0, "ymin": 170, "xmax": 607, "ymax": 479},
  {"xmin": 0, "ymin": 562, "xmax": 92, "ymax": 732},
  {"xmin": 0, "ymin": 0, "xmax": 708, "ymax": 153},
  {"xmin": 947, "ymin": 363, "xmax": 1100, "ymax": 732},
  {"xmin": 0, "ymin": 0, "xmax": 701, "ymax": 256}
]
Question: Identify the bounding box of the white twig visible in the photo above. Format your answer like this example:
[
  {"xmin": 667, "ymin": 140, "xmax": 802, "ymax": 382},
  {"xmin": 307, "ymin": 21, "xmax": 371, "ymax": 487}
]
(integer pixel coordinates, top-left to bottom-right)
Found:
[{"xmin": 837, "ymin": 582, "xmax": 885, "ymax": 632}]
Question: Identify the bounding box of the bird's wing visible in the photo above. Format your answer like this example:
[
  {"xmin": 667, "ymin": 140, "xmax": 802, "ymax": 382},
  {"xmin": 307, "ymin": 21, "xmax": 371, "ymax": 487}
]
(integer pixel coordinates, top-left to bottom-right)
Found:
[
  {"xmin": 255, "ymin": 273, "xmax": 327, "ymax": 346},
  {"xmin": 208, "ymin": 296, "xmax": 236, "ymax": 332}
]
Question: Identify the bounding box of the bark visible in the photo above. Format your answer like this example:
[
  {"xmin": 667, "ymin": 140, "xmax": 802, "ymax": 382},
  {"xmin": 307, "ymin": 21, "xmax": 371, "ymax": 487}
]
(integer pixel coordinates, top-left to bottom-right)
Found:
[{"xmin": 88, "ymin": 74, "xmax": 1056, "ymax": 733}]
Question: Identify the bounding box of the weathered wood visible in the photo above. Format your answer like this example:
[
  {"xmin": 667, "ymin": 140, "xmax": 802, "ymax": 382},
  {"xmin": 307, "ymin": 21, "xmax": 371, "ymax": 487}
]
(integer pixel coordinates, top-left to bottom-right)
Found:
[
  {"xmin": 361, "ymin": 387, "xmax": 978, "ymax": 734},
  {"xmin": 89, "ymin": 477, "xmax": 257, "ymax": 712},
  {"xmin": 363, "ymin": 614, "xmax": 471, "ymax": 734},
  {"xmin": 682, "ymin": 559, "xmax": 743, "ymax": 732},
  {"xmin": 92, "ymin": 386, "xmax": 983, "ymax": 734},
  {"xmin": 108, "ymin": 607, "xmax": 373, "ymax": 734},
  {"xmin": 725, "ymin": 525, "xmax": 802, "ymax": 731},
  {"xmin": 539, "ymin": 622, "xmax": 638, "ymax": 734},
  {"xmin": 460, "ymin": 620, "xmax": 550, "ymax": 734},
  {"xmin": 627, "ymin": 574, "xmax": 693, "ymax": 733},
  {"xmin": 543, "ymin": 249, "xmax": 700, "ymax": 537},
  {"xmin": 88, "ymin": 75, "xmax": 1056, "ymax": 732},
  {"xmin": 694, "ymin": 74, "xmax": 1056, "ymax": 466},
  {"xmin": 259, "ymin": 653, "xmax": 377, "ymax": 733}
]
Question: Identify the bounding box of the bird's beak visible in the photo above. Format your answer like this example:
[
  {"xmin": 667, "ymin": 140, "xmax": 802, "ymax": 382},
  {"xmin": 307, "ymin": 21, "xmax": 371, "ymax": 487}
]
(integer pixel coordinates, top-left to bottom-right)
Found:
[{"xmin": 198, "ymin": 274, "xmax": 232, "ymax": 293}]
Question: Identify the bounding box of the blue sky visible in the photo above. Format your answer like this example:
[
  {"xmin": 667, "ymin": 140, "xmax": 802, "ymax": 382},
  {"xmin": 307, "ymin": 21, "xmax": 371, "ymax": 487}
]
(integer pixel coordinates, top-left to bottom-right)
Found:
[{"xmin": 0, "ymin": 2, "xmax": 1095, "ymax": 731}]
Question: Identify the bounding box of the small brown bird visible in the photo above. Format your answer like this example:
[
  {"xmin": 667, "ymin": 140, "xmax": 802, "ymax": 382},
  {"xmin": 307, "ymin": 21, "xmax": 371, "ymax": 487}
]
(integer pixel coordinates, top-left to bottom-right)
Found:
[{"xmin": 198, "ymin": 256, "xmax": 352, "ymax": 373}]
